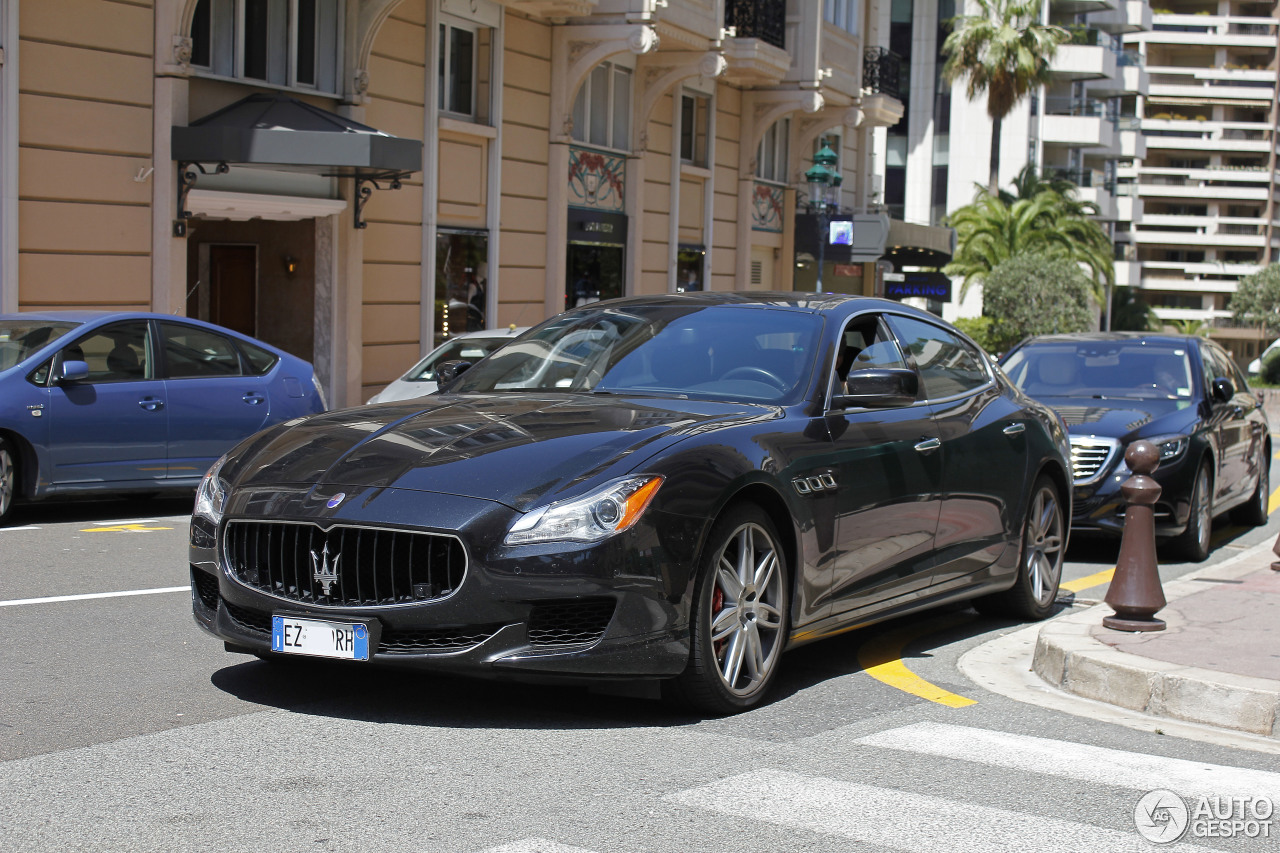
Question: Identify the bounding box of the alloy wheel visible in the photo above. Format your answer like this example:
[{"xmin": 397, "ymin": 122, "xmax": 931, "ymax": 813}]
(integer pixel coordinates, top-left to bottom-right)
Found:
[
  {"xmin": 709, "ymin": 522, "xmax": 785, "ymax": 697},
  {"xmin": 1191, "ymin": 468, "xmax": 1211, "ymax": 555},
  {"xmin": 0, "ymin": 442, "xmax": 13, "ymax": 520},
  {"xmin": 1023, "ymin": 484, "xmax": 1065, "ymax": 608}
]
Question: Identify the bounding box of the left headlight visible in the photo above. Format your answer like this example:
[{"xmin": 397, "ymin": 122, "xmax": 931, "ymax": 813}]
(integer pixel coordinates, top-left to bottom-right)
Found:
[
  {"xmin": 194, "ymin": 456, "xmax": 229, "ymax": 525},
  {"xmin": 505, "ymin": 476, "xmax": 664, "ymax": 545},
  {"xmin": 1147, "ymin": 433, "xmax": 1190, "ymax": 464}
]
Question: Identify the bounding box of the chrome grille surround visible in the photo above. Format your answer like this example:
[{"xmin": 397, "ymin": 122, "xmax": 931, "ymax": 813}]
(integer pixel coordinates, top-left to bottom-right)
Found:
[
  {"xmin": 1069, "ymin": 436, "xmax": 1121, "ymax": 486},
  {"xmin": 223, "ymin": 520, "xmax": 467, "ymax": 609}
]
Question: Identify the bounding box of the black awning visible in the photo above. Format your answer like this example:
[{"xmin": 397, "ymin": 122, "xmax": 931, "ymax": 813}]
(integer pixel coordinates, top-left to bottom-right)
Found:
[
  {"xmin": 172, "ymin": 92, "xmax": 421, "ymax": 173},
  {"xmin": 172, "ymin": 92, "xmax": 422, "ymax": 228}
]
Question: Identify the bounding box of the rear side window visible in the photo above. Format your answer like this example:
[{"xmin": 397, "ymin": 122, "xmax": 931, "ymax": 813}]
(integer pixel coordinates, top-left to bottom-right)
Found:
[
  {"xmin": 888, "ymin": 315, "xmax": 989, "ymax": 400},
  {"xmin": 161, "ymin": 322, "xmax": 242, "ymax": 378},
  {"xmin": 237, "ymin": 339, "xmax": 279, "ymax": 376}
]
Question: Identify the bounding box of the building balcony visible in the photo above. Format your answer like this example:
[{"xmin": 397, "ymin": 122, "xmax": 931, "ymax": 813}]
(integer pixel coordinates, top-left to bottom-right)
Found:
[
  {"xmin": 1115, "ymin": 190, "xmax": 1143, "ymax": 222},
  {"xmin": 1091, "ymin": 0, "xmax": 1152, "ymax": 35},
  {"xmin": 1145, "ymin": 15, "xmax": 1274, "ymax": 48},
  {"xmin": 861, "ymin": 48, "xmax": 905, "ymax": 127},
  {"xmin": 1052, "ymin": 43, "xmax": 1117, "ymax": 81},
  {"xmin": 498, "ymin": 0, "xmax": 600, "ymax": 17},
  {"xmin": 1119, "ymin": 125, "xmax": 1146, "ymax": 158},
  {"xmin": 1052, "ymin": 0, "xmax": 1117, "ymax": 14},
  {"xmin": 1114, "ymin": 259, "xmax": 1141, "ymax": 286},
  {"xmin": 721, "ymin": 0, "xmax": 792, "ymax": 86},
  {"xmin": 1041, "ymin": 101, "xmax": 1116, "ymax": 149}
]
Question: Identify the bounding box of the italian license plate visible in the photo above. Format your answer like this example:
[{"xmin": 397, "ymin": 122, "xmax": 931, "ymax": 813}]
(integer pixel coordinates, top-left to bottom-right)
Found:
[{"xmin": 271, "ymin": 615, "xmax": 370, "ymax": 661}]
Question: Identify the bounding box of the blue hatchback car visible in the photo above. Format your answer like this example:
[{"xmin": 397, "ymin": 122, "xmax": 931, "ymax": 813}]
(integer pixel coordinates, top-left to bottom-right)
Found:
[{"xmin": 0, "ymin": 311, "xmax": 326, "ymax": 523}]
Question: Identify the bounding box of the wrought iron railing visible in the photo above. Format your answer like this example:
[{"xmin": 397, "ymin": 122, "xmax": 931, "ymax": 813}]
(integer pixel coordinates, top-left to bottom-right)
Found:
[
  {"xmin": 724, "ymin": 0, "xmax": 786, "ymax": 51},
  {"xmin": 863, "ymin": 47, "xmax": 903, "ymax": 100}
]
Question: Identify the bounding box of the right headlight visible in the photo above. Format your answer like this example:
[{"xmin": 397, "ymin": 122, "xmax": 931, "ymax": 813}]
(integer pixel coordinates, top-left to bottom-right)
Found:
[{"xmin": 193, "ymin": 456, "xmax": 229, "ymax": 525}]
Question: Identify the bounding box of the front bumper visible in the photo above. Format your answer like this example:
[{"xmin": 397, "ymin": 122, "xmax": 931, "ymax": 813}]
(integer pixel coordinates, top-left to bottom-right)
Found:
[
  {"xmin": 189, "ymin": 485, "xmax": 699, "ymax": 681},
  {"xmin": 1070, "ymin": 453, "xmax": 1196, "ymax": 538}
]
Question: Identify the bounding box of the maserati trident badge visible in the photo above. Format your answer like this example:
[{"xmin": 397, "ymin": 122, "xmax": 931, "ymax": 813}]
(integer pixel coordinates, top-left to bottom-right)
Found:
[
  {"xmin": 311, "ymin": 542, "xmax": 341, "ymax": 595},
  {"xmin": 326, "ymin": 492, "xmax": 346, "ymax": 509}
]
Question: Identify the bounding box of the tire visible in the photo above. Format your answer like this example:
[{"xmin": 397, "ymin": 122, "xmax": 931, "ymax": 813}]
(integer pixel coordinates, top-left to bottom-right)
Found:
[
  {"xmin": 973, "ymin": 475, "xmax": 1066, "ymax": 620},
  {"xmin": 1230, "ymin": 447, "xmax": 1270, "ymax": 527},
  {"xmin": 1170, "ymin": 461, "xmax": 1212, "ymax": 563},
  {"xmin": 0, "ymin": 437, "xmax": 15, "ymax": 525},
  {"xmin": 676, "ymin": 504, "xmax": 789, "ymax": 715}
]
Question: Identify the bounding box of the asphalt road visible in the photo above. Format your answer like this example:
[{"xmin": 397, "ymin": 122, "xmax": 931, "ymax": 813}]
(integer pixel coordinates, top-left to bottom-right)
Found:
[{"xmin": 2, "ymin": 477, "xmax": 1279, "ymax": 852}]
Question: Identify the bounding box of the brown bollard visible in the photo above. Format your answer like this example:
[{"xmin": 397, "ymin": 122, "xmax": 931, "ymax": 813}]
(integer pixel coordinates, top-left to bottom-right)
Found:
[
  {"xmin": 1103, "ymin": 440, "xmax": 1167, "ymax": 632},
  {"xmin": 1271, "ymin": 531, "xmax": 1280, "ymax": 572}
]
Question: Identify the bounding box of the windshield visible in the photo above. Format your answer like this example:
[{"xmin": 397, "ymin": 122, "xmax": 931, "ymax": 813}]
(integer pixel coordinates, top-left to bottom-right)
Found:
[
  {"xmin": 1003, "ymin": 341, "xmax": 1195, "ymax": 401},
  {"xmin": 0, "ymin": 321, "xmax": 79, "ymax": 370},
  {"xmin": 407, "ymin": 336, "xmax": 514, "ymax": 381},
  {"xmin": 450, "ymin": 303, "xmax": 820, "ymax": 403}
]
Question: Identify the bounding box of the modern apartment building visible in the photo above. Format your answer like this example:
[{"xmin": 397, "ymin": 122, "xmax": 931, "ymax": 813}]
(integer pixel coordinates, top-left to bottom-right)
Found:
[
  {"xmin": 1122, "ymin": 0, "xmax": 1279, "ymax": 362},
  {"xmin": 0, "ymin": 0, "xmax": 952, "ymax": 407}
]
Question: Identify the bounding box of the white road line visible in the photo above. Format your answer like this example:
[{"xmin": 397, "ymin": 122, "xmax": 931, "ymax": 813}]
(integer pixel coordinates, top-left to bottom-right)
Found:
[
  {"xmin": 669, "ymin": 769, "xmax": 1225, "ymax": 853},
  {"xmin": 0, "ymin": 586, "xmax": 189, "ymax": 608},
  {"xmin": 478, "ymin": 840, "xmax": 601, "ymax": 853},
  {"xmin": 0, "ymin": 525, "xmax": 40, "ymax": 532},
  {"xmin": 856, "ymin": 722, "xmax": 1280, "ymax": 801}
]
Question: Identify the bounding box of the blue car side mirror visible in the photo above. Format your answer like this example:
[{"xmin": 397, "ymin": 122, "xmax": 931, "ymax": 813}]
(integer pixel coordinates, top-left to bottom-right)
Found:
[{"xmin": 59, "ymin": 360, "xmax": 90, "ymax": 383}]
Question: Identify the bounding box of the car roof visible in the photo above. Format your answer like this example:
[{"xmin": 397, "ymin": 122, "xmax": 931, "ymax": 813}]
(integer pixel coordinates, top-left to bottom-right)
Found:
[
  {"xmin": 569, "ymin": 291, "xmax": 943, "ymax": 320},
  {"xmin": 1015, "ymin": 331, "xmax": 1202, "ymax": 348},
  {"xmin": 0, "ymin": 310, "xmax": 295, "ymax": 359}
]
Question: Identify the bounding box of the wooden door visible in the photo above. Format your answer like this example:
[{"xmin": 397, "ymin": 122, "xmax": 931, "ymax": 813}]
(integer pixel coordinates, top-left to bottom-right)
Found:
[{"xmin": 210, "ymin": 245, "xmax": 258, "ymax": 337}]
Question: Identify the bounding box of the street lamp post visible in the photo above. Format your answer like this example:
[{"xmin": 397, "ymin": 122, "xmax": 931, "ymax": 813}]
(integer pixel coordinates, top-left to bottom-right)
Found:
[{"xmin": 805, "ymin": 140, "xmax": 843, "ymax": 292}]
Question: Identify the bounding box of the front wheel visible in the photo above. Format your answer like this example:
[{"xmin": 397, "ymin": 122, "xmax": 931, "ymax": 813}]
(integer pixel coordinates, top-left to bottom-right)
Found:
[
  {"xmin": 676, "ymin": 504, "xmax": 789, "ymax": 715},
  {"xmin": 0, "ymin": 437, "xmax": 16, "ymax": 525},
  {"xmin": 974, "ymin": 475, "xmax": 1065, "ymax": 620},
  {"xmin": 1169, "ymin": 462, "xmax": 1212, "ymax": 563}
]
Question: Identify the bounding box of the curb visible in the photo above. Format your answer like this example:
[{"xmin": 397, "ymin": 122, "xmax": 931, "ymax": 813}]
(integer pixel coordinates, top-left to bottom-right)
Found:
[{"xmin": 1030, "ymin": 538, "xmax": 1280, "ymax": 739}]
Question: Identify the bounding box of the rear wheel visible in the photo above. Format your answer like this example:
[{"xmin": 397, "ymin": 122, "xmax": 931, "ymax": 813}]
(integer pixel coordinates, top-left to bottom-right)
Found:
[
  {"xmin": 1230, "ymin": 448, "xmax": 1270, "ymax": 527},
  {"xmin": 0, "ymin": 437, "xmax": 15, "ymax": 525},
  {"xmin": 974, "ymin": 475, "xmax": 1065, "ymax": 620},
  {"xmin": 1170, "ymin": 462, "xmax": 1212, "ymax": 563},
  {"xmin": 677, "ymin": 504, "xmax": 789, "ymax": 715}
]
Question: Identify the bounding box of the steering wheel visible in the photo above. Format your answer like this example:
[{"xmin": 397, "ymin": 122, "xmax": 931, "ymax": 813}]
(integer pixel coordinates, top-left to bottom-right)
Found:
[{"xmin": 720, "ymin": 366, "xmax": 787, "ymax": 391}]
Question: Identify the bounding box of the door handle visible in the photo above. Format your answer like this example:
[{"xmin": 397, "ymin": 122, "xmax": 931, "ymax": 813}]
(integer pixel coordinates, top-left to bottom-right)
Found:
[
  {"xmin": 138, "ymin": 397, "xmax": 164, "ymax": 412},
  {"xmin": 242, "ymin": 393, "xmax": 266, "ymax": 405},
  {"xmin": 914, "ymin": 437, "xmax": 942, "ymax": 454},
  {"xmin": 1003, "ymin": 423, "xmax": 1025, "ymax": 435}
]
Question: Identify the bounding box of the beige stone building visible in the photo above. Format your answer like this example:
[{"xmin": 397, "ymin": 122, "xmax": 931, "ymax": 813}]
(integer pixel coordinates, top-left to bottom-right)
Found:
[{"xmin": 0, "ymin": 0, "xmax": 949, "ymax": 407}]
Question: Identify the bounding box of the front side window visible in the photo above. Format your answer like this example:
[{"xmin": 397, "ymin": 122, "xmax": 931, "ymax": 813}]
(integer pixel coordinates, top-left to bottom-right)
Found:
[
  {"xmin": 63, "ymin": 322, "xmax": 153, "ymax": 383},
  {"xmin": 888, "ymin": 315, "xmax": 989, "ymax": 400},
  {"xmin": 756, "ymin": 119, "xmax": 790, "ymax": 183},
  {"xmin": 0, "ymin": 321, "xmax": 77, "ymax": 371},
  {"xmin": 572, "ymin": 62, "xmax": 633, "ymax": 150},
  {"xmin": 190, "ymin": 0, "xmax": 342, "ymax": 94}
]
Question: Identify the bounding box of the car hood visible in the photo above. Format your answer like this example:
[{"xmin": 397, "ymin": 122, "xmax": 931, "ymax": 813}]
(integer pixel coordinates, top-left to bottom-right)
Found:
[
  {"xmin": 1032, "ymin": 394, "xmax": 1198, "ymax": 440},
  {"xmin": 228, "ymin": 393, "xmax": 779, "ymax": 510}
]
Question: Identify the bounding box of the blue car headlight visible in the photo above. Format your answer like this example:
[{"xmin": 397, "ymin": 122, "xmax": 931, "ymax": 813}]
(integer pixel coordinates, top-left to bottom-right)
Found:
[
  {"xmin": 505, "ymin": 476, "xmax": 663, "ymax": 545},
  {"xmin": 194, "ymin": 456, "xmax": 229, "ymax": 524}
]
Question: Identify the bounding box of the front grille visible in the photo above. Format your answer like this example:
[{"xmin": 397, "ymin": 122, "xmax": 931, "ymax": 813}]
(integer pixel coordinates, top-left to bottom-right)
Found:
[
  {"xmin": 191, "ymin": 565, "xmax": 220, "ymax": 610},
  {"xmin": 1070, "ymin": 436, "xmax": 1120, "ymax": 485},
  {"xmin": 527, "ymin": 599, "xmax": 616, "ymax": 649},
  {"xmin": 224, "ymin": 521, "xmax": 466, "ymax": 608}
]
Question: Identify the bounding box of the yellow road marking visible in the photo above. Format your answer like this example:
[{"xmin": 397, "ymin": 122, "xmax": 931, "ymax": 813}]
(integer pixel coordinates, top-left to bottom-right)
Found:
[
  {"xmin": 81, "ymin": 523, "xmax": 174, "ymax": 533},
  {"xmin": 856, "ymin": 613, "xmax": 977, "ymax": 708},
  {"xmin": 1269, "ymin": 484, "xmax": 1280, "ymax": 515},
  {"xmin": 1060, "ymin": 568, "xmax": 1114, "ymax": 594}
]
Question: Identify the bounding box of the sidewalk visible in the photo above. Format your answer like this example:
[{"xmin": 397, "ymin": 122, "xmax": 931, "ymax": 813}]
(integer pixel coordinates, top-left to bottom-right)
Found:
[{"xmin": 1032, "ymin": 539, "xmax": 1280, "ymax": 739}]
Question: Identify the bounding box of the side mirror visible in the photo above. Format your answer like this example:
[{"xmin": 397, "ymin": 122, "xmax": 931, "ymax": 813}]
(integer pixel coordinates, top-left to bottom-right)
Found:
[
  {"xmin": 435, "ymin": 359, "xmax": 473, "ymax": 385},
  {"xmin": 59, "ymin": 360, "xmax": 89, "ymax": 383},
  {"xmin": 833, "ymin": 368, "xmax": 919, "ymax": 409},
  {"xmin": 1211, "ymin": 377, "xmax": 1234, "ymax": 403}
]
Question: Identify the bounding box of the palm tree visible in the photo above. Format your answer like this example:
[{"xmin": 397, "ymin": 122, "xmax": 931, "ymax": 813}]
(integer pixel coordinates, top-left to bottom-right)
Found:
[
  {"xmin": 945, "ymin": 188, "xmax": 1113, "ymax": 302},
  {"xmin": 1110, "ymin": 286, "xmax": 1162, "ymax": 332},
  {"xmin": 941, "ymin": 0, "xmax": 1070, "ymax": 193}
]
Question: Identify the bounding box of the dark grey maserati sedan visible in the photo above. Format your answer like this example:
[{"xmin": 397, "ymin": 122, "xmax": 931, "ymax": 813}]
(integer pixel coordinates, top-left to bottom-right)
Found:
[{"xmin": 190, "ymin": 293, "xmax": 1072, "ymax": 713}]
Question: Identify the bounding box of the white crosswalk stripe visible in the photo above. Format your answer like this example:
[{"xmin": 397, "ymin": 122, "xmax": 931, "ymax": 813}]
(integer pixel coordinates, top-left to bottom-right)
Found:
[
  {"xmin": 478, "ymin": 840, "xmax": 600, "ymax": 853},
  {"xmin": 668, "ymin": 769, "xmax": 1227, "ymax": 853},
  {"xmin": 855, "ymin": 722, "xmax": 1280, "ymax": 801}
]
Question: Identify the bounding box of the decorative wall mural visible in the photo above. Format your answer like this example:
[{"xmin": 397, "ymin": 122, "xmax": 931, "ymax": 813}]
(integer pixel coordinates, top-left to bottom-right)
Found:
[
  {"xmin": 569, "ymin": 147, "xmax": 626, "ymax": 212},
  {"xmin": 752, "ymin": 183, "xmax": 784, "ymax": 233}
]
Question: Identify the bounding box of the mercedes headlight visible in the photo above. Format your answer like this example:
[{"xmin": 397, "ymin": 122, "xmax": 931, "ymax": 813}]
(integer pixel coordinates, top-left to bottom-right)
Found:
[
  {"xmin": 194, "ymin": 456, "xmax": 229, "ymax": 524},
  {"xmin": 505, "ymin": 476, "xmax": 664, "ymax": 545},
  {"xmin": 1147, "ymin": 434, "xmax": 1189, "ymax": 463}
]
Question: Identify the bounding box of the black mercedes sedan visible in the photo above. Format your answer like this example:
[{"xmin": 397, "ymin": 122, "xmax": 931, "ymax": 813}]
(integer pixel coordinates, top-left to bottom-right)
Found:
[
  {"xmin": 1000, "ymin": 333, "xmax": 1271, "ymax": 562},
  {"xmin": 191, "ymin": 293, "xmax": 1072, "ymax": 713}
]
